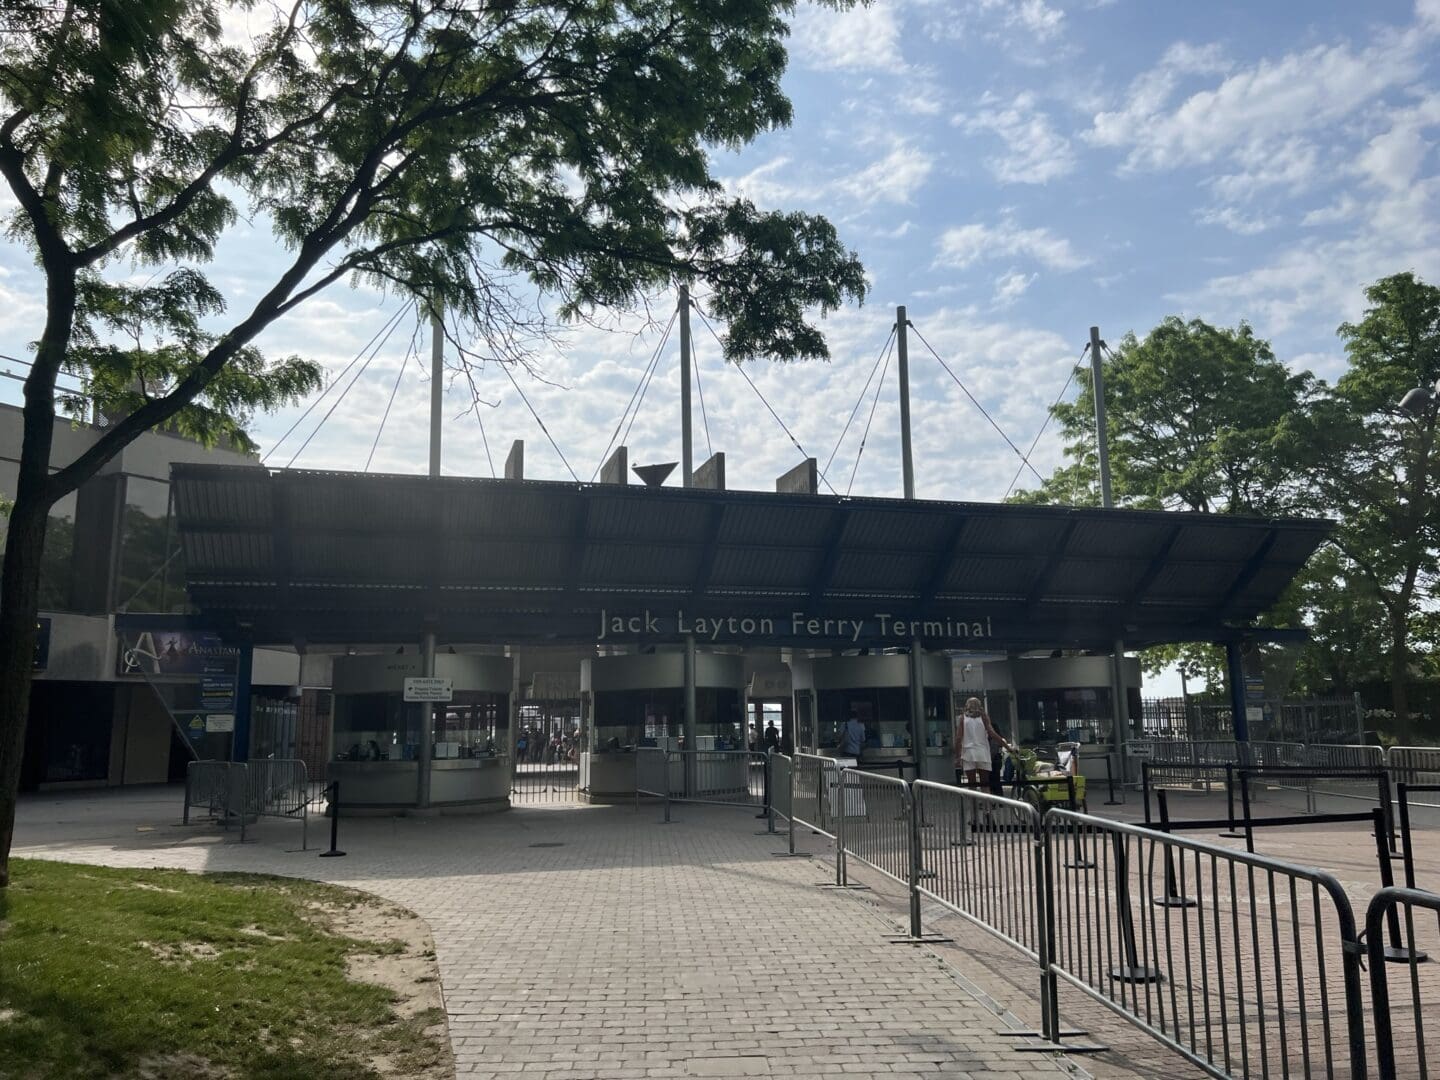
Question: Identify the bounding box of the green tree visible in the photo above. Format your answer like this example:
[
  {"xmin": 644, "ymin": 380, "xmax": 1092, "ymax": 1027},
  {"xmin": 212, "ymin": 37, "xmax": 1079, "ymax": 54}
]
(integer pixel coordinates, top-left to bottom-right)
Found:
[
  {"xmin": 1010, "ymin": 317, "xmax": 1315, "ymax": 513},
  {"xmin": 1285, "ymin": 273, "xmax": 1440, "ymax": 725},
  {"xmin": 0, "ymin": 0, "xmax": 867, "ymax": 884},
  {"xmin": 1009, "ymin": 317, "xmax": 1317, "ymax": 686}
]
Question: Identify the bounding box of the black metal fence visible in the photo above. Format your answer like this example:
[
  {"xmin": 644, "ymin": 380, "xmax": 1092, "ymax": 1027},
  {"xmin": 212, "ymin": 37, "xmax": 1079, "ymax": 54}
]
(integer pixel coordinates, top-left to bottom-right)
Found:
[{"xmin": 747, "ymin": 750, "xmax": 1438, "ymax": 1079}]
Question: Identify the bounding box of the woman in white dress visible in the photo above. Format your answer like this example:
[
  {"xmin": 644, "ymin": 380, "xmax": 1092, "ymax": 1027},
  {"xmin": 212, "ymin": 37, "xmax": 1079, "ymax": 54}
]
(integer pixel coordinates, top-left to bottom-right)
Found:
[{"xmin": 954, "ymin": 697, "xmax": 1009, "ymax": 789}]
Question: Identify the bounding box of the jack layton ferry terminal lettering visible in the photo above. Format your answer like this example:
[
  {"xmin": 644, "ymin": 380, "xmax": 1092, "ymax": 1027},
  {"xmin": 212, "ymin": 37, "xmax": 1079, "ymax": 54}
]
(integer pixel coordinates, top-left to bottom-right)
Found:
[{"xmin": 597, "ymin": 610, "xmax": 993, "ymax": 643}]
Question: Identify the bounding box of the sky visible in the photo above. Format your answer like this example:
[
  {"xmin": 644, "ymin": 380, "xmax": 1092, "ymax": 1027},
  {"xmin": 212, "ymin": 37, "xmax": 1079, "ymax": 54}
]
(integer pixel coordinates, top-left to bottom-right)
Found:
[{"xmin": 3, "ymin": 0, "xmax": 1440, "ymax": 691}]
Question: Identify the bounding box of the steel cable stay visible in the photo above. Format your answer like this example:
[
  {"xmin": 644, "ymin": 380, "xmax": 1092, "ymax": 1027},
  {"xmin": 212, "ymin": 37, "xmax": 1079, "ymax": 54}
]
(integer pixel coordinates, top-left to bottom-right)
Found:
[
  {"xmin": 284, "ymin": 304, "xmax": 410, "ymax": 469},
  {"xmin": 690, "ymin": 306, "xmax": 714, "ymax": 461},
  {"xmin": 907, "ymin": 320, "xmax": 1045, "ymax": 485},
  {"xmin": 591, "ymin": 309, "xmax": 677, "ymax": 481},
  {"xmin": 848, "ymin": 334, "xmax": 895, "ymax": 497},
  {"xmin": 690, "ymin": 303, "xmax": 839, "ymax": 495},
  {"xmin": 475, "ymin": 406, "xmax": 497, "ymax": 478},
  {"xmin": 263, "ymin": 303, "xmax": 411, "ymax": 465},
  {"xmin": 498, "ymin": 361, "xmax": 579, "ymax": 482},
  {"xmin": 1000, "ymin": 342, "xmax": 1087, "ymax": 501},
  {"xmin": 617, "ymin": 316, "xmax": 675, "ymax": 459},
  {"xmin": 363, "ymin": 311, "xmax": 425, "ymax": 473},
  {"xmin": 823, "ymin": 323, "xmax": 896, "ymax": 482}
]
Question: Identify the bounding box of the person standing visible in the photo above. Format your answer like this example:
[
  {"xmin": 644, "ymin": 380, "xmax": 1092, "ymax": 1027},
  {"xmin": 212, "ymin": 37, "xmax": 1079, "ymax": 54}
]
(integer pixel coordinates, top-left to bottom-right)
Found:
[
  {"xmin": 954, "ymin": 697, "xmax": 1008, "ymax": 789},
  {"xmin": 838, "ymin": 712, "xmax": 866, "ymax": 758},
  {"xmin": 763, "ymin": 719, "xmax": 780, "ymax": 751}
]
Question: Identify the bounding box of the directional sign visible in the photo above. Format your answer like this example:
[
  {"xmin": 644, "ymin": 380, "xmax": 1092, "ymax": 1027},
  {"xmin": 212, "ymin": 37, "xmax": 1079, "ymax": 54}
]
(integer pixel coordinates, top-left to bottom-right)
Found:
[{"xmin": 403, "ymin": 677, "xmax": 453, "ymax": 703}]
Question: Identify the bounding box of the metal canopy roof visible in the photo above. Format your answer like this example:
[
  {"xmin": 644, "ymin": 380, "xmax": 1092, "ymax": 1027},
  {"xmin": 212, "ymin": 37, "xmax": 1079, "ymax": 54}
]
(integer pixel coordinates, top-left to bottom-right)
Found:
[{"xmin": 171, "ymin": 464, "xmax": 1332, "ymax": 650}]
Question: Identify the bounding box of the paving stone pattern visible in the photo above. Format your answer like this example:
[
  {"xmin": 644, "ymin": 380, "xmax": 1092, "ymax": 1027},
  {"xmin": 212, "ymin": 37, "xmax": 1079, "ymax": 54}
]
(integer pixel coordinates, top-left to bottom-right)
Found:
[{"xmin": 13, "ymin": 789, "xmax": 1083, "ymax": 1080}]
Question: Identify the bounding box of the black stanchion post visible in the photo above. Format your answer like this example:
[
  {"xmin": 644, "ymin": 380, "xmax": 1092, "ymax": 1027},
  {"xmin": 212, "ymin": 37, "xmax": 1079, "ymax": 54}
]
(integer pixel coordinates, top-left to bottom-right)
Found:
[
  {"xmin": 319, "ymin": 781, "xmax": 346, "ymax": 858},
  {"xmin": 1218, "ymin": 763, "xmax": 1245, "ymax": 839},
  {"xmin": 758, "ymin": 749, "xmax": 771, "ymax": 821},
  {"xmin": 1399, "ymin": 783, "xmax": 1416, "ymax": 890},
  {"xmin": 1154, "ymin": 791, "xmax": 1196, "ymax": 908},
  {"xmin": 1142, "ymin": 762, "xmax": 1152, "ymax": 825},
  {"xmin": 1109, "ymin": 829, "xmax": 1159, "ymax": 983},
  {"xmin": 1241, "ymin": 771, "xmax": 1255, "ymax": 854},
  {"xmin": 1104, "ymin": 751, "xmax": 1122, "ymax": 806},
  {"xmin": 1379, "ymin": 770, "xmax": 1401, "ymax": 859},
  {"xmin": 1372, "ymin": 806, "xmax": 1427, "ymax": 963}
]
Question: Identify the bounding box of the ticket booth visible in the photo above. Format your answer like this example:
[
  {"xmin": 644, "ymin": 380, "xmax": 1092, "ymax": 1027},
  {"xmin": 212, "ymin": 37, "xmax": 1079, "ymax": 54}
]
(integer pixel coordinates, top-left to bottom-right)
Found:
[
  {"xmin": 809, "ymin": 654, "xmax": 954, "ymax": 781},
  {"xmin": 579, "ymin": 652, "xmax": 747, "ymax": 800},
  {"xmin": 328, "ymin": 652, "xmax": 513, "ymax": 811}
]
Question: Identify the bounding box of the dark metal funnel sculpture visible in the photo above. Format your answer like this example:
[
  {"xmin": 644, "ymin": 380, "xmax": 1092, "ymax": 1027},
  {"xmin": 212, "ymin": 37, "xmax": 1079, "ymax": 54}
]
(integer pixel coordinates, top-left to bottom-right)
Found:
[{"xmin": 632, "ymin": 462, "xmax": 677, "ymax": 487}]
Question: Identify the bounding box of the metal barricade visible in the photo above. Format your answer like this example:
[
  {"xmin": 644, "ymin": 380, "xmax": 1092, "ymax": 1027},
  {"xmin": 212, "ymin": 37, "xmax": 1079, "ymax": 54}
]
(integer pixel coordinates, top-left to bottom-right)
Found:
[
  {"xmin": 182, "ymin": 760, "xmax": 248, "ymax": 839},
  {"xmin": 913, "ymin": 780, "xmax": 1050, "ymax": 1021},
  {"xmin": 837, "ymin": 767, "xmax": 909, "ymax": 887},
  {"xmin": 769, "ymin": 752, "xmax": 795, "ymax": 852},
  {"xmin": 1366, "ymin": 886, "xmax": 1440, "ymax": 1079},
  {"xmin": 1389, "ymin": 746, "xmax": 1440, "ymax": 808},
  {"xmin": 634, "ymin": 747, "xmax": 670, "ymax": 819},
  {"xmin": 245, "ymin": 758, "xmax": 311, "ymax": 849},
  {"xmin": 791, "ymin": 753, "xmax": 840, "ymax": 839},
  {"xmin": 1043, "ymin": 810, "xmax": 1366, "ymax": 1079},
  {"xmin": 1240, "ymin": 740, "xmax": 1307, "ymax": 769}
]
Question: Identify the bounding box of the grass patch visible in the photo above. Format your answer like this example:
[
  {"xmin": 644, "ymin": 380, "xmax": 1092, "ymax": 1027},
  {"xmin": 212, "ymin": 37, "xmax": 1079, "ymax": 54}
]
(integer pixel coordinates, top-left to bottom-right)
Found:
[{"xmin": 0, "ymin": 859, "xmax": 450, "ymax": 1080}]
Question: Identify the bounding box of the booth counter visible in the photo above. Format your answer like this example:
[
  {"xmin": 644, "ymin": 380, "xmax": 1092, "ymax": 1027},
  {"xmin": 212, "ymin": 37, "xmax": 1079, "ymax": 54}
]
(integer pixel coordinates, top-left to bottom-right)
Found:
[{"xmin": 329, "ymin": 652, "xmax": 513, "ymax": 811}]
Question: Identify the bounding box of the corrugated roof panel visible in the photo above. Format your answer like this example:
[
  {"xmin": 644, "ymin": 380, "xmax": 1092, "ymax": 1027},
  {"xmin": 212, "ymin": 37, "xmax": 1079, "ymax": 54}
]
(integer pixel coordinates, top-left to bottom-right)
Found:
[
  {"xmin": 1147, "ymin": 561, "xmax": 1242, "ymax": 599},
  {"xmin": 443, "ymin": 485, "xmax": 574, "ymax": 536},
  {"xmin": 447, "ymin": 539, "xmax": 569, "ymax": 583},
  {"xmin": 1169, "ymin": 525, "xmax": 1267, "ymax": 562},
  {"xmin": 585, "ymin": 494, "xmax": 713, "ymax": 543},
  {"xmin": 708, "ymin": 546, "xmax": 821, "ymax": 588},
  {"xmin": 943, "ymin": 556, "xmax": 1046, "ymax": 595},
  {"xmin": 961, "ymin": 513, "xmax": 1072, "ymax": 556},
  {"xmin": 182, "ymin": 530, "xmax": 273, "ymax": 575},
  {"xmin": 580, "ymin": 544, "xmax": 698, "ymax": 586},
  {"xmin": 292, "ymin": 535, "xmax": 418, "ymax": 581},
  {"xmin": 829, "ymin": 551, "xmax": 932, "ymax": 591},
  {"xmin": 1045, "ymin": 558, "xmax": 1153, "ymax": 598},
  {"xmin": 1064, "ymin": 518, "xmax": 1173, "ymax": 559},
  {"xmin": 717, "ymin": 502, "xmax": 837, "ymax": 547},
  {"xmin": 843, "ymin": 508, "xmax": 952, "ymax": 552}
]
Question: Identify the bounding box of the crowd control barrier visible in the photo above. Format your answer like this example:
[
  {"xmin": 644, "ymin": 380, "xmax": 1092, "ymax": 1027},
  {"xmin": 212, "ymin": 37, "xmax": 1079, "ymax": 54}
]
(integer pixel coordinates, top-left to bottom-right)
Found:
[
  {"xmin": 633, "ymin": 749, "xmax": 764, "ymax": 822},
  {"xmin": 754, "ymin": 748, "xmax": 1435, "ymax": 1078},
  {"xmin": 1390, "ymin": 746, "xmax": 1440, "ymax": 808},
  {"xmin": 1367, "ymin": 887, "xmax": 1440, "ymax": 1080},
  {"xmin": 183, "ymin": 760, "xmax": 248, "ymax": 837},
  {"xmin": 1043, "ymin": 810, "xmax": 1366, "ymax": 1079},
  {"xmin": 245, "ymin": 758, "xmax": 312, "ymax": 850},
  {"xmin": 182, "ymin": 758, "xmax": 313, "ymax": 845}
]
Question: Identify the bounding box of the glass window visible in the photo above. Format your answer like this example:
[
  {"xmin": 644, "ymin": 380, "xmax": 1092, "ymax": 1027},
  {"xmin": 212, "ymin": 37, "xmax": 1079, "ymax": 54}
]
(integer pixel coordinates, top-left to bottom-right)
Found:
[
  {"xmin": 118, "ymin": 476, "xmax": 180, "ymax": 612},
  {"xmin": 1016, "ymin": 688, "xmax": 1112, "ymax": 745},
  {"xmin": 332, "ymin": 693, "xmax": 422, "ymax": 761},
  {"xmin": 816, "ymin": 688, "xmax": 912, "ymax": 751},
  {"xmin": 432, "ymin": 691, "xmax": 508, "ymax": 758}
]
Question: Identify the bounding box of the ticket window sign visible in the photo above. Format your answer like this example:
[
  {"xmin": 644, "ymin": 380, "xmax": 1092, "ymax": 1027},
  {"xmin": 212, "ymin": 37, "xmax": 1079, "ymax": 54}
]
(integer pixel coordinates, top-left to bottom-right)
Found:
[{"xmin": 404, "ymin": 677, "xmax": 453, "ymax": 703}]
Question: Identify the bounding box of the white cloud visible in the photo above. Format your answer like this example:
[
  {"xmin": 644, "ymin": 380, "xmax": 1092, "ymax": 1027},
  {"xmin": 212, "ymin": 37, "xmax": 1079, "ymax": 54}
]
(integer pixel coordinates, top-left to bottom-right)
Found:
[
  {"xmin": 1301, "ymin": 195, "xmax": 1362, "ymax": 227},
  {"xmin": 727, "ymin": 156, "xmax": 803, "ymax": 206},
  {"xmin": 1088, "ymin": 32, "xmax": 1428, "ymax": 173},
  {"xmin": 1207, "ymin": 138, "xmax": 1319, "ymax": 203},
  {"xmin": 970, "ymin": 0, "xmax": 1066, "ymax": 41},
  {"xmin": 992, "ymin": 270, "xmax": 1037, "ymax": 306},
  {"xmin": 1196, "ymin": 206, "xmax": 1274, "ymax": 235},
  {"xmin": 935, "ymin": 218, "xmax": 1087, "ymax": 271},
  {"xmin": 790, "ymin": 1, "xmax": 904, "ymax": 72},
  {"xmin": 832, "ymin": 140, "xmax": 935, "ymax": 205},
  {"xmin": 954, "ymin": 91, "xmax": 1076, "ymax": 184}
]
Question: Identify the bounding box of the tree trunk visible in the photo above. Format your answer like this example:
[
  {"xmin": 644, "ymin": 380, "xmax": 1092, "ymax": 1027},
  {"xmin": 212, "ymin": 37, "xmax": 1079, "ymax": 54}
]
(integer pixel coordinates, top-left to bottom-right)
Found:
[
  {"xmin": 1390, "ymin": 614, "xmax": 1410, "ymax": 730},
  {"xmin": 0, "ymin": 498, "xmax": 49, "ymax": 888}
]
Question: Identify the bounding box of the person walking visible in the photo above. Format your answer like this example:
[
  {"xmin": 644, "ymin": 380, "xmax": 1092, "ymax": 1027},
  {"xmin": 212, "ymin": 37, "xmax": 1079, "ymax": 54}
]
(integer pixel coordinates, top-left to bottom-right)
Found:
[
  {"xmin": 763, "ymin": 719, "xmax": 780, "ymax": 751},
  {"xmin": 954, "ymin": 697, "xmax": 1008, "ymax": 789}
]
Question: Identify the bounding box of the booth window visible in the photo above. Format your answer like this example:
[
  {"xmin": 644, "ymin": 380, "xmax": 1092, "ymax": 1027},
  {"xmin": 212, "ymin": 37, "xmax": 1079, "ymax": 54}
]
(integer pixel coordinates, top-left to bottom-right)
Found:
[
  {"xmin": 432, "ymin": 691, "xmax": 508, "ymax": 758},
  {"xmin": 817, "ymin": 688, "xmax": 911, "ymax": 751},
  {"xmin": 333, "ymin": 693, "xmax": 422, "ymax": 761},
  {"xmin": 590, "ymin": 687, "xmax": 745, "ymax": 751}
]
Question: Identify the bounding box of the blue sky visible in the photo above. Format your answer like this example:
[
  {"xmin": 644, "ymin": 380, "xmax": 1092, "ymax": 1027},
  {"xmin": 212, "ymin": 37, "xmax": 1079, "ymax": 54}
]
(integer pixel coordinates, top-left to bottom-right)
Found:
[{"xmin": 3, "ymin": 0, "xmax": 1440, "ymax": 509}]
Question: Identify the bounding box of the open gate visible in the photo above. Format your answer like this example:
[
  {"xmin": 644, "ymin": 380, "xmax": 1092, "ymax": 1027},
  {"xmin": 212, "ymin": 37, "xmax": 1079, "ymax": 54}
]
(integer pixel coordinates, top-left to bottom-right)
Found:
[{"xmin": 511, "ymin": 698, "xmax": 580, "ymax": 803}]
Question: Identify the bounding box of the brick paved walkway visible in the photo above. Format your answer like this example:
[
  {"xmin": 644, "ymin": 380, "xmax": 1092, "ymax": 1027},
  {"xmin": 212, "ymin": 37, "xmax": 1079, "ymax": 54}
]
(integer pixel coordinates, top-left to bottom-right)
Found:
[{"xmin": 13, "ymin": 788, "xmax": 1083, "ymax": 1079}]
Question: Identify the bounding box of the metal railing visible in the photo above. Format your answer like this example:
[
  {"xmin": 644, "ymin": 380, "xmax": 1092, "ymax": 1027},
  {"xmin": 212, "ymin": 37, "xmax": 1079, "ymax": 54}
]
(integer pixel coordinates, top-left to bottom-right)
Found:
[
  {"xmin": 245, "ymin": 758, "xmax": 311, "ymax": 849},
  {"xmin": 837, "ymin": 767, "xmax": 911, "ymax": 892},
  {"xmin": 1389, "ymin": 746, "xmax": 1440, "ymax": 808},
  {"xmin": 791, "ymin": 753, "xmax": 841, "ymax": 839},
  {"xmin": 768, "ymin": 752, "xmax": 795, "ymax": 852},
  {"xmin": 1043, "ymin": 809, "xmax": 1366, "ymax": 1079},
  {"xmin": 633, "ymin": 748, "xmax": 763, "ymax": 822},
  {"xmin": 183, "ymin": 760, "xmax": 247, "ymax": 836},
  {"xmin": 1367, "ymin": 886, "xmax": 1440, "ymax": 1080},
  {"xmin": 913, "ymin": 780, "xmax": 1048, "ymax": 974}
]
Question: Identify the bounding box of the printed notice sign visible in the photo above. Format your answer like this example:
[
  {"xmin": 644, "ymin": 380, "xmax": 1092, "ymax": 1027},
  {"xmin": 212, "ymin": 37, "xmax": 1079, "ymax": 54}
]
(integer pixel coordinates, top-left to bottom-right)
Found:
[{"xmin": 404, "ymin": 677, "xmax": 453, "ymax": 703}]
